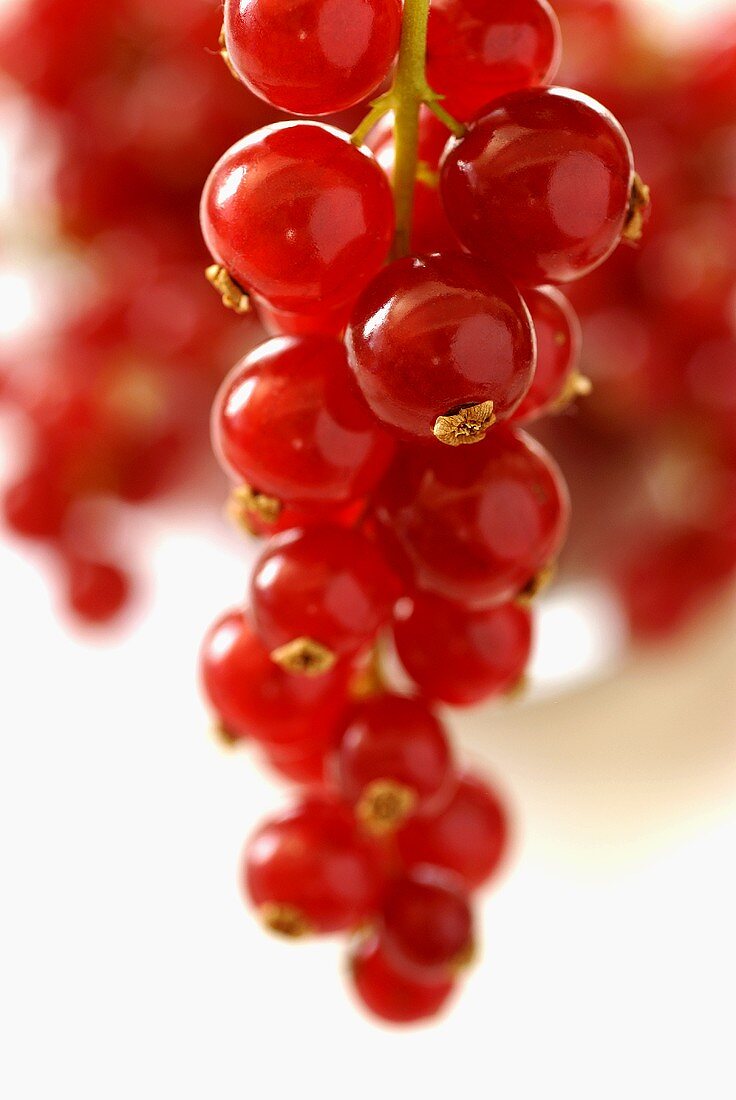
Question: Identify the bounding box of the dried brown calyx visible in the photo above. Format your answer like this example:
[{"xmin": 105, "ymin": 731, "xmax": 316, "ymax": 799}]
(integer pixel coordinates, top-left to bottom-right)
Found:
[
  {"xmin": 433, "ymin": 400, "xmax": 496, "ymax": 446},
  {"xmin": 218, "ymin": 27, "xmax": 240, "ymax": 81},
  {"xmin": 211, "ymin": 719, "xmax": 241, "ymax": 748},
  {"xmin": 356, "ymin": 779, "xmax": 417, "ymax": 836},
  {"xmin": 551, "ymin": 371, "xmax": 593, "ymax": 414},
  {"xmin": 205, "ymin": 264, "xmax": 251, "ymax": 314},
  {"xmin": 227, "ymin": 484, "xmax": 282, "ymax": 534},
  {"xmin": 516, "ymin": 562, "xmax": 557, "ymax": 606},
  {"xmin": 259, "ymin": 903, "xmax": 312, "ymax": 940},
  {"xmin": 622, "ymin": 173, "xmax": 651, "ymax": 243},
  {"xmin": 270, "ymin": 637, "xmax": 337, "ymax": 677}
]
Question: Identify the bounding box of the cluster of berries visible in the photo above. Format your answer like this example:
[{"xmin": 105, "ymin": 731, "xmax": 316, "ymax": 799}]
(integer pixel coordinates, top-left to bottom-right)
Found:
[
  {"xmin": 0, "ymin": 0, "xmax": 271, "ymax": 622},
  {"xmin": 546, "ymin": 0, "xmax": 736, "ymax": 641},
  {"xmin": 200, "ymin": 0, "xmax": 646, "ymax": 1022}
]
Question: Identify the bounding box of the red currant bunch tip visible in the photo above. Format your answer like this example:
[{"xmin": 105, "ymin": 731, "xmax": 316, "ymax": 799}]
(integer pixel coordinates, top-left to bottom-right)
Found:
[{"xmin": 199, "ymin": 0, "xmax": 648, "ymax": 1026}]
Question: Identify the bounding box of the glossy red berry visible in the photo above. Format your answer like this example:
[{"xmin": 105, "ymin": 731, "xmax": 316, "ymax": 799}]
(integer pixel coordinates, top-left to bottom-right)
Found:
[
  {"xmin": 244, "ymin": 797, "xmax": 384, "ymax": 934},
  {"xmin": 222, "ymin": 0, "xmax": 402, "ymax": 116},
  {"xmin": 397, "ymin": 773, "xmax": 509, "ymax": 891},
  {"xmin": 346, "ymin": 254, "xmax": 536, "ymax": 443},
  {"xmin": 250, "ymin": 525, "xmax": 401, "ymax": 668},
  {"xmin": 381, "ymin": 867, "xmax": 474, "ymax": 980},
  {"xmin": 440, "ymin": 86, "xmax": 636, "ymax": 285},
  {"xmin": 393, "ymin": 592, "xmax": 533, "ymax": 706},
  {"xmin": 349, "ymin": 932, "xmax": 455, "ymax": 1024},
  {"xmin": 512, "ymin": 287, "xmax": 583, "ymax": 422},
  {"xmin": 65, "ymin": 559, "xmax": 130, "ymax": 624},
  {"xmin": 200, "ymin": 609, "xmax": 348, "ymax": 748},
  {"xmin": 201, "ymin": 122, "xmax": 394, "ymax": 313},
  {"xmin": 426, "ymin": 0, "xmax": 562, "ymax": 121},
  {"xmin": 213, "ymin": 336, "xmax": 394, "ymax": 508},
  {"xmin": 374, "ymin": 427, "xmax": 570, "ymax": 607},
  {"xmin": 333, "ymin": 693, "xmax": 455, "ymax": 832}
]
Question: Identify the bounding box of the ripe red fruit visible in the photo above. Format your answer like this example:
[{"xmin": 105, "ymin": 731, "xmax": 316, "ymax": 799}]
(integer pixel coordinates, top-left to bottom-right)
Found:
[
  {"xmin": 346, "ymin": 254, "xmax": 536, "ymax": 445},
  {"xmin": 397, "ymin": 773, "xmax": 509, "ymax": 890},
  {"xmin": 349, "ymin": 932, "xmax": 455, "ymax": 1024},
  {"xmin": 333, "ymin": 693, "xmax": 455, "ymax": 833},
  {"xmin": 512, "ymin": 287, "xmax": 583, "ymax": 422},
  {"xmin": 200, "ymin": 609, "xmax": 348, "ymax": 748},
  {"xmin": 374, "ymin": 427, "xmax": 570, "ymax": 607},
  {"xmin": 213, "ymin": 336, "xmax": 394, "ymax": 508},
  {"xmin": 611, "ymin": 525, "xmax": 736, "ymax": 642},
  {"xmin": 222, "ymin": 0, "xmax": 402, "ymax": 116},
  {"xmin": 201, "ymin": 122, "xmax": 394, "ymax": 313},
  {"xmin": 393, "ymin": 592, "xmax": 533, "ymax": 706},
  {"xmin": 65, "ymin": 559, "xmax": 130, "ymax": 624},
  {"xmin": 244, "ymin": 798, "xmax": 384, "ymax": 934},
  {"xmin": 250, "ymin": 525, "xmax": 401, "ymax": 669},
  {"xmin": 440, "ymin": 86, "xmax": 636, "ymax": 285},
  {"xmin": 381, "ymin": 867, "xmax": 474, "ymax": 980},
  {"xmin": 427, "ymin": 0, "xmax": 562, "ymax": 121}
]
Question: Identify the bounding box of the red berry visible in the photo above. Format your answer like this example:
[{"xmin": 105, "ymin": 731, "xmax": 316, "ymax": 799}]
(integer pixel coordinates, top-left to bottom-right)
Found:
[
  {"xmin": 349, "ymin": 932, "xmax": 455, "ymax": 1024},
  {"xmin": 65, "ymin": 559, "xmax": 130, "ymax": 624},
  {"xmin": 250, "ymin": 525, "xmax": 401, "ymax": 668},
  {"xmin": 200, "ymin": 609, "xmax": 348, "ymax": 748},
  {"xmin": 346, "ymin": 254, "xmax": 536, "ymax": 444},
  {"xmin": 3, "ymin": 469, "xmax": 68, "ymax": 540},
  {"xmin": 382, "ymin": 867, "xmax": 474, "ymax": 980},
  {"xmin": 426, "ymin": 0, "xmax": 562, "ymax": 121},
  {"xmin": 201, "ymin": 122, "xmax": 394, "ymax": 313},
  {"xmin": 374, "ymin": 427, "xmax": 570, "ymax": 607},
  {"xmin": 397, "ymin": 773, "xmax": 509, "ymax": 890},
  {"xmin": 611, "ymin": 526, "xmax": 736, "ymax": 642},
  {"xmin": 393, "ymin": 592, "xmax": 533, "ymax": 706},
  {"xmin": 333, "ymin": 693, "xmax": 455, "ymax": 833},
  {"xmin": 223, "ymin": 0, "xmax": 402, "ymax": 116},
  {"xmin": 440, "ymin": 86, "xmax": 636, "ymax": 285},
  {"xmin": 512, "ymin": 287, "xmax": 583, "ymax": 422},
  {"xmin": 244, "ymin": 797, "xmax": 384, "ymax": 934},
  {"xmin": 213, "ymin": 336, "xmax": 394, "ymax": 508}
]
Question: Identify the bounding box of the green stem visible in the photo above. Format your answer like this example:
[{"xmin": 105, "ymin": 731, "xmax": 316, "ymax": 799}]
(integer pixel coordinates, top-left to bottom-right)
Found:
[
  {"xmin": 350, "ymin": 0, "xmax": 465, "ymax": 259},
  {"xmin": 391, "ymin": 0, "xmax": 432, "ymax": 257}
]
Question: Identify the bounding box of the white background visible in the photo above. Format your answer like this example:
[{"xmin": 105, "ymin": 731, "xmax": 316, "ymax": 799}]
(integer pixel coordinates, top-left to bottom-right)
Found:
[{"xmin": 1, "ymin": 0, "xmax": 735, "ymax": 1096}]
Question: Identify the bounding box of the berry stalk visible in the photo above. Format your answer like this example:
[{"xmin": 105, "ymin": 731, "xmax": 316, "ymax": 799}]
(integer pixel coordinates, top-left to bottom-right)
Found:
[{"xmin": 351, "ymin": 0, "xmax": 465, "ymax": 257}]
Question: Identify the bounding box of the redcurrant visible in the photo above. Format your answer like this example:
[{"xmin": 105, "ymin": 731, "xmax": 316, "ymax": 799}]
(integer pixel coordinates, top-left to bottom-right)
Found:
[
  {"xmin": 374, "ymin": 427, "xmax": 570, "ymax": 607},
  {"xmin": 381, "ymin": 867, "xmax": 474, "ymax": 980},
  {"xmin": 349, "ymin": 932, "xmax": 456, "ymax": 1024},
  {"xmin": 201, "ymin": 122, "xmax": 394, "ymax": 313},
  {"xmin": 440, "ymin": 86, "xmax": 637, "ymax": 284},
  {"xmin": 332, "ymin": 693, "xmax": 456, "ymax": 833},
  {"xmin": 397, "ymin": 772, "xmax": 509, "ymax": 890},
  {"xmin": 200, "ymin": 609, "xmax": 349, "ymax": 748},
  {"xmin": 393, "ymin": 592, "xmax": 533, "ymax": 705},
  {"xmin": 213, "ymin": 336, "xmax": 394, "ymax": 508},
  {"xmin": 426, "ymin": 0, "xmax": 562, "ymax": 121},
  {"xmin": 244, "ymin": 797, "xmax": 384, "ymax": 934},
  {"xmin": 512, "ymin": 287, "xmax": 583, "ymax": 422},
  {"xmin": 222, "ymin": 0, "xmax": 402, "ymax": 116},
  {"xmin": 346, "ymin": 254, "xmax": 536, "ymax": 444},
  {"xmin": 250, "ymin": 525, "xmax": 401, "ymax": 671}
]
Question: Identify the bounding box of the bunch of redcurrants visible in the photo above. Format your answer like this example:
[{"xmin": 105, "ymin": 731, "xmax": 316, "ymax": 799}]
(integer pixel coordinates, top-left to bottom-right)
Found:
[
  {"xmin": 200, "ymin": 0, "xmax": 647, "ymax": 1023},
  {"xmin": 0, "ymin": 0, "xmax": 271, "ymax": 622},
  {"xmin": 544, "ymin": 0, "xmax": 736, "ymax": 642}
]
